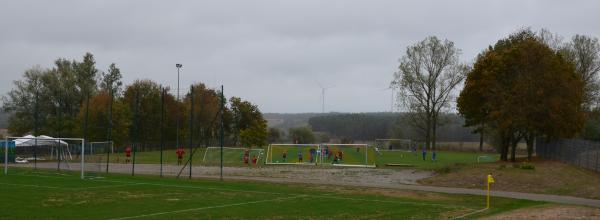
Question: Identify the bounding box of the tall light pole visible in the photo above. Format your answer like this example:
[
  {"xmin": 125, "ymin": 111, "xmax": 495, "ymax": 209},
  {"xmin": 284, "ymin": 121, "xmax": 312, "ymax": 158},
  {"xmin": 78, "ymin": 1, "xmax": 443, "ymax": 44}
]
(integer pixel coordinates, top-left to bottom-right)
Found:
[{"xmin": 176, "ymin": 64, "xmax": 182, "ymax": 152}]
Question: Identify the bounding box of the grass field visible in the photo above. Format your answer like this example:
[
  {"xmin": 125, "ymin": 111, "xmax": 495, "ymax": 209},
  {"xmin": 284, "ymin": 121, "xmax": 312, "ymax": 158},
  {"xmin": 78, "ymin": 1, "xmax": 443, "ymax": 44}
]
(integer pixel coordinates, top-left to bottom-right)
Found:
[
  {"xmin": 80, "ymin": 148, "xmax": 497, "ymax": 170},
  {"xmin": 84, "ymin": 147, "xmax": 266, "ymax": 167},
  {"xmin": 375, "ymin": 150, "xmax": 499, "ymax": 170},
  {"xmin": 0, "ymin": 168, "xmax": 543, "ymax": 219},
  {"xmin": 266, "ymin": 144, "xmax": 377, "ymax": 166}
]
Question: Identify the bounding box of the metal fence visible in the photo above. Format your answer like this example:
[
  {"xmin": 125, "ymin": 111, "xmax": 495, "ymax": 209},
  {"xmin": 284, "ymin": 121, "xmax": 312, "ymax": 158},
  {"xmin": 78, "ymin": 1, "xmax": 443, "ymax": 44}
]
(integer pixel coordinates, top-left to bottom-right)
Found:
[{"xmin": 536, "ymin": 138, "xmax": 600, "ymax": 172}]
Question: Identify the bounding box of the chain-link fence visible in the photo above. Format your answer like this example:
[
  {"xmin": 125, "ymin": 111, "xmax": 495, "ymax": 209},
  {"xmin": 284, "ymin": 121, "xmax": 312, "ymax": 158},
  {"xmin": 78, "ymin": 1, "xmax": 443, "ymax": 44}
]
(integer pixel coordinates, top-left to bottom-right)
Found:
[{"xmin": 536, "ymin": 138, "xmax": 600, "ymax": 172}]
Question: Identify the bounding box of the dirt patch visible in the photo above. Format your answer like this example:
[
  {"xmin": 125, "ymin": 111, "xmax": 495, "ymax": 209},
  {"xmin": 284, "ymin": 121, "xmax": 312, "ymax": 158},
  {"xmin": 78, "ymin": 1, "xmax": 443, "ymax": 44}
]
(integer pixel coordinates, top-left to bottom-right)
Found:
[
  {"xmin": 306, "ymin": 184, "xmax": 453, "ymax": 201},
  {"xmin": 419, "ymin": 159, "xmax": 600, "ymax": 199},
  {"xmin": 15, "ymin": 162, "xmax": 434, "ymax": 188},
  {"xmin": 482, "ymin": 205, "xmax": 600, "ymax": 220}
]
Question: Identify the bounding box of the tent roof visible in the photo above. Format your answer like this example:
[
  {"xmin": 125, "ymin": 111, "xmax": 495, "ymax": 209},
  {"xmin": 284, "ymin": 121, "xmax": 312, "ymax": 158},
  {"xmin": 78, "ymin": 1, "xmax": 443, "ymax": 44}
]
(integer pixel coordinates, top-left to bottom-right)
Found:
[{"xmin": 13, "ymin": 135, "xmax": 68, "ymax": 147}]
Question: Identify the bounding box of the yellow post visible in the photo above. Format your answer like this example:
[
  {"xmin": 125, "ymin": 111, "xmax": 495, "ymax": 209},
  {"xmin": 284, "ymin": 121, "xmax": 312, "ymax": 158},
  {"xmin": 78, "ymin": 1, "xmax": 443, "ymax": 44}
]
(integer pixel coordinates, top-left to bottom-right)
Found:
[{"xmin": 487, "ymin": 174, "xmax": 495, "ymax": 209}]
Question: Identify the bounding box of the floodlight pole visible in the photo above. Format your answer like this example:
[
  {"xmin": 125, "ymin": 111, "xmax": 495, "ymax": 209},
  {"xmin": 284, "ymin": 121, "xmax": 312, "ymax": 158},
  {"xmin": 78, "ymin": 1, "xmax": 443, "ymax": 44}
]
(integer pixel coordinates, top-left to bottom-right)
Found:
[
  {"xmin": 160, "ymin": 88, "xmax": 165, "ymax": 177},
  {"xmin": 4, "ymin": 137, "xmax": 8, "ymax": 175},
  {"xmin": 176, "ymin": 64, "xmax": 182, "ymax": 157},
  {"xmin": 81, "ymin": 139, "xmax": 85, "ymax": 179},
  {"xmin": 106, "ymin": 85, "xmax": 113, "ymax": 173},
  {"xmin": 220, "ymin": 85, "xmax": 224, "ymax": 181},
  {"xmin": 189, "ymin": 85, "xmax": 194, "ymax": 179}
]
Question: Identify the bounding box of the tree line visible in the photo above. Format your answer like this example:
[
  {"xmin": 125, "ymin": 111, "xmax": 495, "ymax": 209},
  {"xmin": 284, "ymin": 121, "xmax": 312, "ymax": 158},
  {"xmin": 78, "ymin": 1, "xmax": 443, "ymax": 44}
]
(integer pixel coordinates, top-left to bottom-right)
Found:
[
  {"xmin": 2, "ymin": 53, "xmax": 268, "ymax": 149},
  {"xmin": 393, "ymin": 28, "xmax": 600, "ymax": 162}
]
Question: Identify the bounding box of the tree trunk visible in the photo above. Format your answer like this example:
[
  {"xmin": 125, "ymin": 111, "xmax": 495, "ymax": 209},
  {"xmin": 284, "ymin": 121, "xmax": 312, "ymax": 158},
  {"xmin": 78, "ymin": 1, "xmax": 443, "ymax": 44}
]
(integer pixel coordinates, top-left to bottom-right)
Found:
[
  {"xmin": 501, "ymin": 139, "xmax": 508, "ymax": 161},
  {"xmin": 479, "ymin": 123, "xmax": 484, "ymax": 152},
  {"xmin": 525, "ymin": 134, "xmax": 534, "ymax": 161},
  {"xmin": 432, "ymin": 115, "xmax": 437, "ymax": 151},
  {"xmin": 510, "ymin": 138, "xmax": 518, "ymax": 162},
  {"xmin": 425, "ymin": 116, "xmax": 431, "ymax": 151}
]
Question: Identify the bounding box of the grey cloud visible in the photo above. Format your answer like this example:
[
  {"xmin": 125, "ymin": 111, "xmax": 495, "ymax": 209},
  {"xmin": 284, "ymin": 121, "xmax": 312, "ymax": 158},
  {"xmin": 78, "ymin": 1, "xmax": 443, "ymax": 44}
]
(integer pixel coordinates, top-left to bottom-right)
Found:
[{"xmin": 1, "ymin": 0, "xmax": 599, "ymax": 113}]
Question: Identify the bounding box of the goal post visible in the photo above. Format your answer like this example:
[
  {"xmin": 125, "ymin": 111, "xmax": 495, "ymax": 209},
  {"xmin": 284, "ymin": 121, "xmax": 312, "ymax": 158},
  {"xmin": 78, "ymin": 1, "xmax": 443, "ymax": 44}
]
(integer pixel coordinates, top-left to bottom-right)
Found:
[
  {"xmin": 266, "ymin": 144, "xmax": 320, "ymax": 165},
  {"xmin": 4, "ymin": 136, "xmax": 86, "ymax": 179},
  {"xmin": 202, "ymin": 147, "xmax": 265, "ymax": 166},
  {"xmin": 319, "ymin": 144, "xmax": 376, "ymax": 168}
]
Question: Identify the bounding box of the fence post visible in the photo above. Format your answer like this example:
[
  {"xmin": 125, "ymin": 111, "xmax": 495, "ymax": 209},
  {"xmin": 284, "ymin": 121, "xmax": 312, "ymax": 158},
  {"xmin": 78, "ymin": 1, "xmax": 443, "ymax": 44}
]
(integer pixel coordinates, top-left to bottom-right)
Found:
[{"xmin": 596, "ymin": 151, "xmax": 600, "ymax": 171}]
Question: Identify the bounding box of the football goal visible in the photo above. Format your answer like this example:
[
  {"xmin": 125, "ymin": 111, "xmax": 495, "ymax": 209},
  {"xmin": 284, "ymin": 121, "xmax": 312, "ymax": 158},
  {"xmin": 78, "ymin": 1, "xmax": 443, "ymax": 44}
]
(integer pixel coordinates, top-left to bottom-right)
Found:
[
  {"xmin": 375, "ymin": 139, "xmax": 418, "ymax": 152},
  {"xmin": 3, "ymin": 136, "xmax": 88, "ymax": 179},
  {"xmin": 266, "ymin": 144, "xmax": 320, "ymax": 165},
  {"xmin": 202, "ymin": 147, "xmax": 264, "ymax": 166},
  {"xmin": 320, "ymin": 144, "xmax": 376, "ymax": 168},
  {"xmin": 88, "ymin": 141, "xmax": 114, "ymax": 173}
]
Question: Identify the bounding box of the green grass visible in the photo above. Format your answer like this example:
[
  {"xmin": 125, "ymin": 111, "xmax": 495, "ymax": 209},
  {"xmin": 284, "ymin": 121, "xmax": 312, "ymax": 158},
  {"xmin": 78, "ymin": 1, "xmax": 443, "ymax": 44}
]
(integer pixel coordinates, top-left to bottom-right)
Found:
[
  {"xmin": 84, "ymin": 148, "xmax": 497, "ymax": 170},
  {"xmin": 85, "ymin": 147, "xmax": 266, "ymax": 167},
  {"xmin": 375, "ymin": 151, "xmax": 500, "ymax": 170},
  {"xmin": 267, "ymin": 145, "xmax": 377, "ymax": 166},
  {"xmin": 0, "ymin": 168, "xmax": 542, "ymax": 219}
]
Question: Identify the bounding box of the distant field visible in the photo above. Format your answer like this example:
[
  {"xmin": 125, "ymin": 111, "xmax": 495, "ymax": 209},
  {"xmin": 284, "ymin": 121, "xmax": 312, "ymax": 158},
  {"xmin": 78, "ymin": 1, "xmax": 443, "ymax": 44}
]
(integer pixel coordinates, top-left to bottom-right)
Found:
[
  {"xmin": 375, "ymin": 150, "xmax": 499, "ymax": 170},
  {"xmin": 79, "ymin": 147, "xmax": 497, "ymax": 170},
  {"xmin": 85, "ymin": 148, "xmax": 266, "ymax": 167},
  {"xmin": 0, "ymin": 168, "xmax": 543, "ymax": 219}
]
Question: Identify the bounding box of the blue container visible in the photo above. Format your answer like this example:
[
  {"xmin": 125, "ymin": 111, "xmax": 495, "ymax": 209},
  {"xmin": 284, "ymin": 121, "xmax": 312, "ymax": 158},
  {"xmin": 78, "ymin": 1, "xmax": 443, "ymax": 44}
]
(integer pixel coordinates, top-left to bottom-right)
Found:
[{"xmin": 0, "ymin": 141, "xmax": 16, "ymax": 163}]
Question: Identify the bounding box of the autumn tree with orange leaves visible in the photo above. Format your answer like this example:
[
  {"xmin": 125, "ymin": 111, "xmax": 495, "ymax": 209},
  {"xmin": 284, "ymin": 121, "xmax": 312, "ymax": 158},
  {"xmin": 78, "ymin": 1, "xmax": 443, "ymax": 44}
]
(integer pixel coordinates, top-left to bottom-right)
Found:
[{"xmin": 458, "ymin": 30, "xmax": 585, "ymax": 161}]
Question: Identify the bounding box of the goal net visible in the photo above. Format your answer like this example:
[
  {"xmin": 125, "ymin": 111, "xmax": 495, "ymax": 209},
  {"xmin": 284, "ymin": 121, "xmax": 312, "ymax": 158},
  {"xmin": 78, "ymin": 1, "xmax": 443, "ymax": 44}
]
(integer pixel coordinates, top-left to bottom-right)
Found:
[
  {"xmin": 320, "ymin": 144, "xmax": 376, "ymax": 167},
  {"xmin": 375, "ymin": 139, "xmax": 417, "ymax": 152},
  {"xmin": 202, "ymin": 147, "xmax": 264, "ymax": 166},
  {"xmin": 87, "ymin": 141, "xmax": 114, "ymax": 174},
  {"xmin": 3, "ymin": 136, "xmax": 88, "ymax": 179},
  {"xmin": 266, "ymin": 144, "xmax": 320, "ymax": 165}
]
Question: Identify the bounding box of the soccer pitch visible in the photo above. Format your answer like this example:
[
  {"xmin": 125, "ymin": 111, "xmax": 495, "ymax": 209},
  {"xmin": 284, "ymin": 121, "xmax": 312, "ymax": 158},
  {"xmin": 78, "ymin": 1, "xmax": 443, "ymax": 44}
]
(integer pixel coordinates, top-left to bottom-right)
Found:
[
  {"xmin": 376, "ymin": 151, "xmax": 500, "ymax": 169},
  {"xmin": 0, "ymin": 168, "xmax": 542, "ymax": 219}
]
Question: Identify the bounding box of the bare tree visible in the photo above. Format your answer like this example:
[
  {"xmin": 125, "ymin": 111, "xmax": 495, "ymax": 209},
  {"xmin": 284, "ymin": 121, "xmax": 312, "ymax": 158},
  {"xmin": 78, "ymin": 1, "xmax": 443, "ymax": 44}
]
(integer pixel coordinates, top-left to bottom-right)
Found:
[
  {"xmin": 563, "ymin": 35, "xmax": 600, "ymax": 110},
  {"xmin": 392, "ymin": 36, "xmax": 468, "ymax": 150},
  {"xmin": 537, "ymin": 28, "xmax": 564, "ymax": 51},
  {"xmin": 537, "ymin": 29, "xmax": 600, "ymax": 110}
]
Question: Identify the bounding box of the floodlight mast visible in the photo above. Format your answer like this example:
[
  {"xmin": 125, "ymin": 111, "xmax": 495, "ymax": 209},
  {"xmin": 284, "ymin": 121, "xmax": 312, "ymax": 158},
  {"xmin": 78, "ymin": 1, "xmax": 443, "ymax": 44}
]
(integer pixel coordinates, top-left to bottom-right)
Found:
[{"xmin": 176, "ymin": 64, "xmax": 182, "ymax": 153}]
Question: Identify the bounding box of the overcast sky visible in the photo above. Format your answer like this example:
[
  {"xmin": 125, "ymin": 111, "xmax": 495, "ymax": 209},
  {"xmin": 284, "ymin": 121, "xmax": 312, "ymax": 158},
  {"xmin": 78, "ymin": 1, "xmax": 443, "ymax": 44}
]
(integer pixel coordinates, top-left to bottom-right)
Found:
[{"xmin": 1, "ymin": 1, "xmax": 599, "ymax": 113}]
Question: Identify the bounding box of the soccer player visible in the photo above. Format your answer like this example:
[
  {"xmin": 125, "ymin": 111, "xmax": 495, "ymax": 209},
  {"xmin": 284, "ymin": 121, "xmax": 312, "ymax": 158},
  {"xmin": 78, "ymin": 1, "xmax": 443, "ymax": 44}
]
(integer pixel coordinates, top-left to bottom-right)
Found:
[
  {"xmin": 432, "ymin": 151, "xmax": 437, "ymax": 162},
  {"xmin": 298, "ymin": 151, "xmax": 303, "ymax": 163},
  {"xmin": 282, "ymin": 150, "xmax": 287, "ymax": 162},
  {"xmin": 332, "ymin": 154, "xmax": 339, "ymax": 164},
  {"xmin": 309, "ymin": 148, "xmax": 316, "ymax": 163},
  {"xmin": 338, "ymin": 151, "xmax": 343, "ymax": 160},
  {"xmin": 422, "ymin": 147, "xmax": 427, "ymax": 161},
  {"xmin": 125, "ymin": 146, "xmax": 132, "ymax": 164},
  {"xmin": 252, "ymin": 155, "xmax": 258, "ymax": 165},
  {"xmin": 243, "ymin": 149, "xmax": 250, "ymax": 164},
  {"xmin": 176, "ymin": 147, "xmax": 185, "ymax": 165}
]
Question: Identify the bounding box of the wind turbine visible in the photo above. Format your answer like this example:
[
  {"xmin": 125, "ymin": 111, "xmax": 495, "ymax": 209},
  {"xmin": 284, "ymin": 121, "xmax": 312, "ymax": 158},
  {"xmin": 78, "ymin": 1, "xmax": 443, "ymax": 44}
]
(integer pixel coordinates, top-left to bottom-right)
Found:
[
  {"xmin": 317, "ymin": 82, "xmax": 335, "ymax": 113},
  {"xmin": 384, "ymin": 84, "xmax": 397, "ymax": 112}
]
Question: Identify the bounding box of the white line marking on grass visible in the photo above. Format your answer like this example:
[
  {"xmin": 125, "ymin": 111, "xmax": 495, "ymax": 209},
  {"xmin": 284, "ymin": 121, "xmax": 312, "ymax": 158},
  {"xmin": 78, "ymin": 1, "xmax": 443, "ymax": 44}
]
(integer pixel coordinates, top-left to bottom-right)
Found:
[
  {"xmin": 0, "ymin": 182, "xmax": 63, "ymax": 189},
  {"xmin": 108, "ymin": 195, "xmax": 306, "ymax": 220},
  {"xmin": 449, "ymin": 208, "xmax": 488, "ymax": 220},
  {"xmin": 75, "ymin": 183, "xmax": 145, "ymax": 190}
]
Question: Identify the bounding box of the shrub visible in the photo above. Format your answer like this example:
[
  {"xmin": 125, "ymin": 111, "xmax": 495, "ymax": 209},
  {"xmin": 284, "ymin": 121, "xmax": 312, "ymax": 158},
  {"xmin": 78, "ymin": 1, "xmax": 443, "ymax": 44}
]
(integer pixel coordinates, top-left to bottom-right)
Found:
[{"xmin": 520, "ymin": 162, "xmax": 535, "ymax": 170}]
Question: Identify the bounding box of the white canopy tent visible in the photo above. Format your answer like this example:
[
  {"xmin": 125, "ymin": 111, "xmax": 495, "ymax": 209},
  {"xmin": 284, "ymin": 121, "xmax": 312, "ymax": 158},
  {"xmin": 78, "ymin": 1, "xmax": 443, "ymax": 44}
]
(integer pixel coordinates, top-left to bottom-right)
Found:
[
  {"xmin": 13, "ymin": 135, "xmax": 68, "ymax": 147},
  {"xmin": 10, "ymin": 135, "xmax": 73, "ymax": 163}
]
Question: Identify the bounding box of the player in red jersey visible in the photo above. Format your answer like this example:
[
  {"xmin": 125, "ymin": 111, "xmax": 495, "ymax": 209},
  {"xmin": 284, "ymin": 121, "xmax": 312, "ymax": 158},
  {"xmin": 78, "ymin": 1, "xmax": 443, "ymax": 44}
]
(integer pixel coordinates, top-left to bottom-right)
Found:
[
  {"xmin": 125, "ymin": 146, "xmax": 132, "ymax": 164},
  {"xmin": 176, "ymin": 147, "xmax": 185, "ymax": 165}
]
